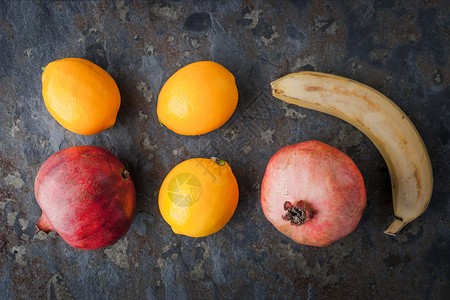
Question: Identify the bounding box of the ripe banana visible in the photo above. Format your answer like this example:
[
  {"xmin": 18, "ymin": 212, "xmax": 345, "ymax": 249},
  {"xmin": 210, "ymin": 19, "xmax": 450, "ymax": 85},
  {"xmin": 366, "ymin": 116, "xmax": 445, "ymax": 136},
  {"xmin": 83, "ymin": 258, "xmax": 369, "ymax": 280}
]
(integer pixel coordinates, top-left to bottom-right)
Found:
[{"xmin": 271, "ymin": 71, "xmax": 433, "ymax": 236}]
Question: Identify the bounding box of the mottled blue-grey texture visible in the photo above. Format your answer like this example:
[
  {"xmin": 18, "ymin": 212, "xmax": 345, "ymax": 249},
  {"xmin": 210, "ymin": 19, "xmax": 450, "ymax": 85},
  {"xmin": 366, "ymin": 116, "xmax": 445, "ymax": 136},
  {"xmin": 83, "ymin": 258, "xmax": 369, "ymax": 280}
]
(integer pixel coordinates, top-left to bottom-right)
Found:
[{"xmin": 0, "ymin": 0, "xmax": 449, "ymax": 299}]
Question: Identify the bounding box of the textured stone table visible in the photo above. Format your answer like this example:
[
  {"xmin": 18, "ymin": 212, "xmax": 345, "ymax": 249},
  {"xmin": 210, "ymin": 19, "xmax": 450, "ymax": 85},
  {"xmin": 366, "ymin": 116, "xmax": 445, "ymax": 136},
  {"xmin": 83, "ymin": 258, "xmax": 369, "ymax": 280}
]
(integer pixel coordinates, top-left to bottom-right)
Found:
[{"xmin": 1, "ymin": 1, "xmax": 448, "ymax": 299}]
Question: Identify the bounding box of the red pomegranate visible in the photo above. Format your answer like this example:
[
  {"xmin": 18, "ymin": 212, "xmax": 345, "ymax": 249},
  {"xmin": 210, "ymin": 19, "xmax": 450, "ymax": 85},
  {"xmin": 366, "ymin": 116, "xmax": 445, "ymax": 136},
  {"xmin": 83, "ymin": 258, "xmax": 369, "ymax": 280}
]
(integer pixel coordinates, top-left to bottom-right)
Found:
[
  {"xmin": 261, "ymin": 141, "xmax": 366, "ymax": 247},
  {"xmin": 34, "ymin": 146, "xmax": 136, "ymax": 250}
]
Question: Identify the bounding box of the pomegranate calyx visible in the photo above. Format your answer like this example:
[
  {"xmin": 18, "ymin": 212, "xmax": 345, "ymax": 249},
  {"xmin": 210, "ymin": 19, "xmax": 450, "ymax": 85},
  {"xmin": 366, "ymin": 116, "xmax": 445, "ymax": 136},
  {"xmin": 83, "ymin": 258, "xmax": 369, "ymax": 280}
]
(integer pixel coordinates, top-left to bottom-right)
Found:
[
  {"xmin": 121, "ymin": 169, "xmax": 130, "ymax": 180},
  {"xmin": 35, "ymin": 213, "xmax": 54, "ymax": 234},
  {"xmin": 282, "ymin": 201, "xmax": 313, "ymax": 226}
]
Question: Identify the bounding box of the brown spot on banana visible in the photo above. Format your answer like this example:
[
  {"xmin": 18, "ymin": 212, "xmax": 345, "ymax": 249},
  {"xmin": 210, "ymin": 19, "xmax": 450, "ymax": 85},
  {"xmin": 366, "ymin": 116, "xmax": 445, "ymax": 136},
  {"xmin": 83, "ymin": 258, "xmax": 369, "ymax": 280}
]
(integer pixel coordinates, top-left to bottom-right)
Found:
[
  {"xmin": 271, "ymin": 71, "xmax": 433, "ymax": 236},
  {"xmin": 305, "ymin": 86, "xmax": 323, "ymax": 92}
]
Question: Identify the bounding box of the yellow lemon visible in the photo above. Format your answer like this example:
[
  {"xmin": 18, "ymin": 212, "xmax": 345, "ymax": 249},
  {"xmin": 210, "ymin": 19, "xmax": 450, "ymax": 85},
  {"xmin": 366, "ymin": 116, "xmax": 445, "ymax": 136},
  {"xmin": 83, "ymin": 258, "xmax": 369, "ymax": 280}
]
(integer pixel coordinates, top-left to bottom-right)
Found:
[
  {"xmin": 159, "ymin": 157, "xmax": 239, "ymax": 237},
  {"xmin": 42, "ymin": 58, "xmax": 120, "ymax": 135},
  {"xmin": 157, "ymin": 61, "xmax": 238, "ymax": 135}
]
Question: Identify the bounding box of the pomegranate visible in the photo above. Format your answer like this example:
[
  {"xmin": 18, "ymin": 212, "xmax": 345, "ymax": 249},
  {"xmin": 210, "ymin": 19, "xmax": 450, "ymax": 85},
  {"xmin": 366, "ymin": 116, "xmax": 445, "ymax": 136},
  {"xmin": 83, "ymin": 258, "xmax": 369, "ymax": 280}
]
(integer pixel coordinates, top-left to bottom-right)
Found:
[
  {"xmin": 261, "ymin": 141, "xmax": 366, "ymax": 247},
  {"xmin": 34, "ymin": 146, "xmax": 136, "ymax": 250}
]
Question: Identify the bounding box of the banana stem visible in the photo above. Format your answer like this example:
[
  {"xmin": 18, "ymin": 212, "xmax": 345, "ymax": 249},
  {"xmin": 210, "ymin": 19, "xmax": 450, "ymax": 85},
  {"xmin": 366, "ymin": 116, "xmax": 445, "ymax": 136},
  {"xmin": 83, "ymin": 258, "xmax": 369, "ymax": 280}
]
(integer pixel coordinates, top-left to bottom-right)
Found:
[{"xmin": 384, "ymin": 218, "xmax": 407, "ymax": 236}]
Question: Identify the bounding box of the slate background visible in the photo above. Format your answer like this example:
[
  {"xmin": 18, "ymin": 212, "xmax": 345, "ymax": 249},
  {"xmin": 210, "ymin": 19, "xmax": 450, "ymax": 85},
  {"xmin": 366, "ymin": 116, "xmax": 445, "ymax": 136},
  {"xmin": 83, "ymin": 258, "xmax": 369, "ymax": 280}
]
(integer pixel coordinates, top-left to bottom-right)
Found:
[{"xmin": 0, "ymin": 0, "xmax": 449, "ymax": 299}]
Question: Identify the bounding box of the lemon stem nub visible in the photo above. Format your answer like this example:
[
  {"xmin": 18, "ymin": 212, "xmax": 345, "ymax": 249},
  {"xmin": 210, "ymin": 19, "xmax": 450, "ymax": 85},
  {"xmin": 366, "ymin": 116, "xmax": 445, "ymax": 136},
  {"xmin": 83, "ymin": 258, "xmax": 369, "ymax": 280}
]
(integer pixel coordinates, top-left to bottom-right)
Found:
[
  {"xmin": 159, "ymin": 119, "xmax": 164, "ymax": 126},
  {"xmin": 211, "ymin": 157, "xmax": 225, "ymax": 166},
  {"xmin": 41, "ymin": 67, "xmax": 45, "ymax": 71}
]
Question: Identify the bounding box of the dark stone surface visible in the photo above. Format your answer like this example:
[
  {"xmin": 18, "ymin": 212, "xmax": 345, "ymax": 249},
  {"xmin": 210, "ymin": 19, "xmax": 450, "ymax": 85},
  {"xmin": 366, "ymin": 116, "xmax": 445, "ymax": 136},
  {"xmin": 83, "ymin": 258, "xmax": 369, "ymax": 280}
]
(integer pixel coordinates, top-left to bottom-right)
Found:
[{"xmin": 0, "ymin": 0, "xmax": 449, "ymax": 299}]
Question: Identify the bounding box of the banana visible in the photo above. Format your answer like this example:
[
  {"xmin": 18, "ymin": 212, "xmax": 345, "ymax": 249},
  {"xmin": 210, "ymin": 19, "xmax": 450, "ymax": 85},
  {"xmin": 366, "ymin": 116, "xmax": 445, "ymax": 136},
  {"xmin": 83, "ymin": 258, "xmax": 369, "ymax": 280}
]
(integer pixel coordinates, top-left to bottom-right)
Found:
[{"xmin": 271, "ymin": 71, "xmax": 433, "ymax": 236}]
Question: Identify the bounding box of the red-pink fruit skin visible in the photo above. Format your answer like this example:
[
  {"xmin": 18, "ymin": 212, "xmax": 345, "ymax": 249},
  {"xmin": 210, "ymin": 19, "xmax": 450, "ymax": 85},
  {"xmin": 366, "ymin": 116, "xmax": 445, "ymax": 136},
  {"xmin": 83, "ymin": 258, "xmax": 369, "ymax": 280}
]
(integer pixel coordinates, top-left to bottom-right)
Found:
[
  {"xmin": 261, "ymin": 141, "xmax": 366, "ymax": 247},
  {"xmin": 34, "ymin": 146, "xmax": 136, "ymax": 250}
]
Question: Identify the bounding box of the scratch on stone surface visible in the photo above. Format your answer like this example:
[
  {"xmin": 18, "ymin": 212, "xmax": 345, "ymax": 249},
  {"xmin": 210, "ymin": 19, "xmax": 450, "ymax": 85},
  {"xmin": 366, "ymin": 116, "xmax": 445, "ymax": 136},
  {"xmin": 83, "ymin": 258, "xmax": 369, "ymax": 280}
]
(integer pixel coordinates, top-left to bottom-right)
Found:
[
  {"xmin": 10, "ymin": 245, "xmax": 27, "ymax": 266},
  {"xmin": 162, "ymin": 242, "xmax": 177, "ymax": 254},
  {"xmin": 222, "ymin": 128, "xmax": 239, "ymax": 143},
  {"xmin": 157, "ymin": 257, "xmax": 166, "ymax": 270},
  {"xmin": 40, "ymin": 139, "xmax": 49, "ymax": 148},
  {"xmin": 261, "ymin": 128, "xmax": 275, "ymax": 144},
  {"xmin": 172, "ymin": 146, "xmax": 185, "ymax": 156},
  {"xmin": 140, "ymin": 56, "xmax": 164, "ymax": 94},
  {"xmin": 325, "ymin": 20, "xmax": 339, "ymax": 35},
  {"xmin": 151, "ymin": 3, "xmax": 183, "ymax": 20},
  {"xmin": 34, "ymin": 231, "xmax": 49, "ymax": 240},
  {"xmin": 19, "ymin": 218, "xmax": 28, "ymax": 230},
  {"xmin": 144, "ymin": 44, "xmax": 155, "ymax": 55},
  {"xmin": 260, "ymin": 26, "xmax": 279, "ymax": 46},
  {"xmin": 7, "ymin": 212, "xmax": 18, "ymax": 226},
  {"xmin": 138, "ymin": 110, "xmax": 148, "ymax": 121},
  {"xmin": 142, "ymin": 134, "xmax": 158, "ymax": 151},
  {"xmin": 4, "ymin": 171, "xmax": 25, "ymax": 189},
  {"xmin": 137, "ymin": 81, "xmax": 153, "ymax": 103},
  {"xmin": 9, "ymin": 119, "xmax": 21, "ymax": 137},
  {"xmin": 211, "ymin": 17, "xmax": 225, "ymax": 34},
  {"xmin": 104, "ymin": 237, "xmax": 130, "ymax": 270},
  {"xmin": 189, "ymin": 263, "xmax": 205, "ymax": 281},
  {"xmin": 115, "ymin": 0, "xmax": 129, "ymax": 22},
  {"xmin": 88, "ymin": 27, "xmax": 98, "ymax": 35},
  {"xmin": 243, "ymin": 9, "xmax": 263, "ymax": 29},
  {"xmin": 291, "ymin": 55, "xmax": 317, "ymax": 72},
  {"xmin": 33, "ymin": 230, "xmax": 57, "ymax": 240},
  {"xmin": 48, "ymin": 274, "xmax": 74, "ymax": 300},
  {"xmin": 280, "ymin": 101, "xmax": 307, "ymax": 119},
  {"xmin": 350, "ymin": 61, "xmax": 363, "ymax": 73},
  {"xmin": 187, "ymin": 241, "xmax": 210, "ymax": 281},
  {"xmin": 256, "ymin": 240, "xmax": 348, "ymax": 288},
  {"xmin": 241, "ymin": 145, "xmax": 252, "ymax": 154},
  {"xmin": 24, "ymin": 48, "xmax": 32, "ymax": 57},
  {"xmin": 314, "ymin": 16, "xmax": 339, "ymax": 35},
  {"xmin": 190, "ymin": 38, "xmax": 201, "ymax": 49},
  {"xmin": 0, "ymin": 198, "xmax": 15, "ymax": 210}
]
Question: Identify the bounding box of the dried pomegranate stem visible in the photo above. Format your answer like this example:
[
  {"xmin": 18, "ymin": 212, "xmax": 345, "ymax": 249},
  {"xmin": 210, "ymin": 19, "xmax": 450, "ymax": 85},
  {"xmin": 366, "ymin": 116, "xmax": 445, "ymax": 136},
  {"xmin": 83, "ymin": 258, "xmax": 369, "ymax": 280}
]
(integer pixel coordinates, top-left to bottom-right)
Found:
[
  {"xmin": 282, "ymin": 201, "xmax": 313, "ymax": 226},
  {"xmin": 121, "ymin": 169, "xmax": 130, "ymax": 179}
]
